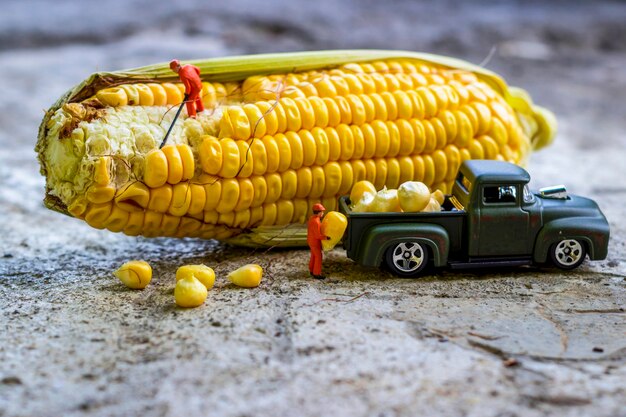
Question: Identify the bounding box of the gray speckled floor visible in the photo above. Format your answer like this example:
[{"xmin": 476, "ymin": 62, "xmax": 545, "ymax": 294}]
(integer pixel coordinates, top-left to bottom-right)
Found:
[{"xmin": 1, "ymin": 1, "xmax": 625, "ymax": 416}]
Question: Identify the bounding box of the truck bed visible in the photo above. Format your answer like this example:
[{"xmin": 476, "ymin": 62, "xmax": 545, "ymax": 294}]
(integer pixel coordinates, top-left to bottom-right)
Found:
[{"xmin": 338, "ymin": 196, "xmax": 468, "ymax": 264}]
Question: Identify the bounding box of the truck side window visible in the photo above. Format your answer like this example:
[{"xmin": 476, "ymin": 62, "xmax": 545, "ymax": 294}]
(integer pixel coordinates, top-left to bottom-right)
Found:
[{"xmin": 483, "ymin": 185, "xmax": 517, "ymax": 204}]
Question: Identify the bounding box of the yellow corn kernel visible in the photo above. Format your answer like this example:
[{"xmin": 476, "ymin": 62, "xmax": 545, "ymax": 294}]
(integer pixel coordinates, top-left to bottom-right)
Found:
[
  {"xmin": 114, "ymin": 260, "xmax": 152, "ymax": 290},
  {"xmin": 296, "ymin": 167, "xmax": 313, "ymax": 198},
  {"xmin": 93, "ymin": 156, "xmax": 111, "ymax": 185},
  {"xmin": 177, "ymin": 144, "xmax": 195, "ymax": 181},
  {"xmin": 261, "ymin": 203, "xmax": 277, "ymax": 226},
  {"xmin": 473, "ymin": 102, "xmax": 492, "ymax": 134},
  {"xmin": 273, "ymin": 133, "xmax": 292, "ymax": 172},
  {"xmin": 478, "ymin": 135, "xmax": 499, "ymax": 159},
  {"xmin": 175, "ymin": 276, "xmax": 208, "ymax": 308},
  {"xmin": 280, "ymin": 170, "xmax": 298, "ymax": 200},
  {"xmin": 373, "ymin": 158, "xmax": 388, "ymax": 190},
  {"xmin": 276, "ymin": 200, "xmax": 295, "ymax": 225},
  {"xmin": 309, "ymin": 166, "xmax": 325, "ymax": 199},
  {"xmin": 161, "ymin": 214, "xmax": 181, "ymax": 236},
  {"xmin": 430, "ymin": 117, "xmax": 447, "ymax": 150},
  {"xmin": 162, "ymin": 82, "xmax": 183, "ymax": 105},
  {"xmin": 280, "ymin": 98, "xmax": 302, "ymax": 132},
  {"xmin": 147, "ymin": 185, "xmax": 172, "ymax": 213},
  {"xmin": 198, "ymin": 136, "xmax": 222, "ymax": 176},
  {"xmin": 294, "ymin": 97, "xmax": 315, "ymax": 130},
  {"xmin": 398, "ymin": 156, "xmax": 415, "ymax": 185},
  {"xmin": 144, "ymin": 149, "xmax": 169, "ymax": 188},
  {"xmin": 431, "ymin": 150, "xmax": 448, "ymax": 184},
  {"xmin": 115, "ymin": 182, "xmax": 149, "ymax": 212},
  {"xmin": 285, "ymin": 131, "xmax": 303, "ymax": 170},
  {"xmin": 134, "ymin": 84, "xmax": 154, "ymax": 106},
  {"xmin": 351, "ymin": 125, "xmax": 365, "ymax": 160},
  {"xmin": 228, "ymin": 264, "xmax": 263, "ymax": 288},
  {"xmin": 422, "ymin": 154, "xmax": 436, "ymax": 186},
  {"xmin": 216, "ymin": 179, "xmax": 239, "ymax": 214},
  {"xmin": 123, "ymin": 212, "xmax": 145, "ymax": 236},
  {"xmin": 309, "ymin": 96, "xmax": 329, "ymax": 128},
  {"xmin": 386, "ymin": 121, "xmax": 401, "ymax": 157},
  {"xmin": 105, "ymin": 205, "xmax": 130, "ymax": 233},
  {"xmin": 68, "ymin": 197, "xmax": 88, "ymax": 217},
  {"xmin": 168, "ymin": 183, "xmax": 191, "ymax": 216},
  {"xmin": 236, "ymin": 140, "xmax": 254, "ymax": 178},
  {"xmin": 421, "ymin": 119, "xmax": 437, "ymax": 153},
  {"xmin": 351, "ymin": 160, "xmax": 367, "ymax": 183},
  {"xmin": 264, "ymin": 173, "xmax": 282, "ymax": 204},
  {"xmin": 218, "ymin": 138, "xmax": 240, "ymax": 179},
  {"xmin": 324, "ymin": 127, "xmax": 341, "ymax": 162},
  {"xmin": 298, "ymin": 130, "xmax": 317, "ymax": 167},
  {"xmin": 85, "ymin": 203, "xmax": 113, "ymax": 229},
  {"xmin": 178, "ymin": 218, "xmax": 202, "ymax": 237},
  {"xmin": 186, "ymin": 184, "xmax": 206, "ymax": 215},
  {"xmin": 243, "ymin": 103, "xmax": 267, "ymax": 139},
  {"xmin": 86, "ymin": 184, "xmax": 116, "ymax": 204},
  {"xmin": 386, "ymin": 158, "xmax": 401, "ymax": 189},
  {"xmin": 161, "ymin": 145, "xmax": 183, "ymax": 185},
  {"xmin": 336, "ymin": 124, "xmax": 354, "ymax": 161},
  {"xmin": 235, "ymin": 178, "xmax": 254, "ymax": 212},
  {"xmin": 147, "ymin": 83, "xmax": 167, "ymax": 106},
  {"xmin": 321, "ymin": 211, "xmax": 348, "ymax": 251},
  {"xmin": 313, "ymin": 75, "xmax": 337, "ymax": 97},
  {"xmin": 176, "ymin": 264, "xmax": 215, "ymax": 289},
  {"xmin": 371, "ymin": 120, "xmax": 390, "ymax": 158},
  {"xmin": 250, "ymin": 176, "xmax": 267, "ymax": 208},
  {"xmin": 334, "ymin": 96, "xmax": 352, "ymax": 125},
  {"xmin": 96, "ymin": 87, "xmax": 128, "ymax": 107},
  {"xmin": 412, "ymin": 155, "xmax": 425, "ymax": 182},
  {"xmin": 363, "ymin": 159, "xmax": 377, "ymax": 185},
  {"xmin": 444, "ymin": 145, "xmax": 461, "ymax": 182},
  {"xmin": 322, "ymin": 97, "xmax": 341, "ymax": 127},
  {"xmin": 323, "ymin": 162, "xmax": 342, "ymax": 197}
]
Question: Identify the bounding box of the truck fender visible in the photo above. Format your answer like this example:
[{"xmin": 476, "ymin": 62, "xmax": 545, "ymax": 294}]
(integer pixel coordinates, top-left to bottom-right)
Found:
[
  {"xmin": 357, "ymin": 223, "xmax": 450, "ymax": 268},
  {"xmin": 533, "ymin": 217, "xmax": 609, "ymax": 263}
]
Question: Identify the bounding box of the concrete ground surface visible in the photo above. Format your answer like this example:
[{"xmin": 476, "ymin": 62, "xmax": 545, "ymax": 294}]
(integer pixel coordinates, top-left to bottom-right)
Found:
[{"xmin": 0, "ymin": 1, "xmax": 625, "ymax": 416}]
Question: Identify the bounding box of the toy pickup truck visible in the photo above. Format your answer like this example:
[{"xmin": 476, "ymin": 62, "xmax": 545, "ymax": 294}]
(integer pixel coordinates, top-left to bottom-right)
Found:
[{"xmin": 338, "ymin": 160, "xmax": 610, "ymax": 277}]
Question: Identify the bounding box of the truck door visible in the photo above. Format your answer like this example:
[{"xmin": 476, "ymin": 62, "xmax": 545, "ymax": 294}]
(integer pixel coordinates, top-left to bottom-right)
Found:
[{"xmin": 471, "ymin": 184, "xmax": 530, "ymax": 257}]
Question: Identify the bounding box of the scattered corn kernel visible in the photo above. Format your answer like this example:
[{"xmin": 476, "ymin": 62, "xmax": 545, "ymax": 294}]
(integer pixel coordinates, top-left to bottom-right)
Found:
[
  {"xmin": 114, "ymin": 260, "xmax": 152, "ymax": 290},
  {"xmin": 352, "ymin": 191, "xmax": 375, "ymax": 213},
  {"xmin": 175, "ymin": 276, "xmax": 208, "ymax": 308},
  {"xmin": 228, "ymin": 264, "xmax": 263, "ymax": 288},
  {"xmin": 176, "ymin": 264, "xmax": 215, "ymax": 289}
]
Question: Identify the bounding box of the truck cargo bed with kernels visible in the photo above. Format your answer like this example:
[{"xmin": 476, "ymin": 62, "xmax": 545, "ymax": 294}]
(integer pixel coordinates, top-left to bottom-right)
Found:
[{"xmin": 338, "ymin": 160, "xmax": 609, "ymax": 277}]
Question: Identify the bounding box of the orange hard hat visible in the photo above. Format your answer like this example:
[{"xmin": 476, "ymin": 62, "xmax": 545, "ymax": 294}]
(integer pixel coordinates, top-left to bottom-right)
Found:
[
  {"xmin": 169, "ymin": 59, "xmax": 180, "ymax": 70},
  {"xmin": 313, "ymin": 203, "xmax": 326, "ymax": 212}
]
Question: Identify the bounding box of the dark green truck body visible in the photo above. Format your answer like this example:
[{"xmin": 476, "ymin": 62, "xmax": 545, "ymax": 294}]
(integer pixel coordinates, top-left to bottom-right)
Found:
[{"xmin": 338, "ymin": 160, "xmax": 610, "ymax": 277}]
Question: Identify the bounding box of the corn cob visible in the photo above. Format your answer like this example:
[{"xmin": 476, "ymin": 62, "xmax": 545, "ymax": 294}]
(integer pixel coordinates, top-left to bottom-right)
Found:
[{"xmin": 36, "ymin": 50, "xmax": 556, "ymax": 247}]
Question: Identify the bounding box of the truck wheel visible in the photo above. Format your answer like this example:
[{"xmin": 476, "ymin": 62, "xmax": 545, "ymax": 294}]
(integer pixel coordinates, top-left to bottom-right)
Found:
[
  {"xmin": 550, "ymin": 239, "xmax": 586, "ymax": 270},
  {"xmin": 385, "ymin": 241, "xmax": 429, "ymax": 278}
]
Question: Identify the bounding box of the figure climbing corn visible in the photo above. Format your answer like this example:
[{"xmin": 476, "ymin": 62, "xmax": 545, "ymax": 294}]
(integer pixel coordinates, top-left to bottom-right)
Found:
[
  {"xmin": 307, "ymin": 202, "xmax": 329, "ymax": 280},
  {"xmin": 170, "ymin": 59, "xmax": 205, "ymax": 118}
]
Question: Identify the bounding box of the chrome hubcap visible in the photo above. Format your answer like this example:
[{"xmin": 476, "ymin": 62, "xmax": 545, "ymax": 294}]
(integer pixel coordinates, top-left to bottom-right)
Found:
[
  {"xmin": 392, "ymin": 242, "xmax": 424, "ymax": 272},
  {"xmin": 555, "ymin": 239, "xmax": 583, "ymax": 266}
]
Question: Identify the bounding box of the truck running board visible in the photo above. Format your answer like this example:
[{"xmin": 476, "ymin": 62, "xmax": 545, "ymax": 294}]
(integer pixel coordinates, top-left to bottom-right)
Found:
[{"xmin": 448, "ymin": 258, "xmax": 533, "ymax": 269}]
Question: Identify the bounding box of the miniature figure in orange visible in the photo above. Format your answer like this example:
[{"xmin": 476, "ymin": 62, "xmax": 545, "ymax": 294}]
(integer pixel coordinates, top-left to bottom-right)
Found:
[
  {"xmin": 170, "ymin": 59, "xmax": 205, "ymax": 118},
  {"xmin": 307, "ymin": 203, "xmax": 330, "ymax": 280}
]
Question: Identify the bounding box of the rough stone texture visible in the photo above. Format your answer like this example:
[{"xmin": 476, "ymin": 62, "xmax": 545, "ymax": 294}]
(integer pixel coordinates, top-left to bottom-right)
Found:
[{"xmin": 1, "ymin": 1, "xmax": 625, "ymax": 416}]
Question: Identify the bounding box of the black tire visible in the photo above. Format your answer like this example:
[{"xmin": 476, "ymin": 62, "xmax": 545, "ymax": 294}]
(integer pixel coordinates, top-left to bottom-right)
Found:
[
  {"xmin": 549, "ymin": 239, "xmax": 586, "ymax": 270},
  {"xmin": 385, "ymin": 241, "xmax": 429, "ymax": 278}
]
